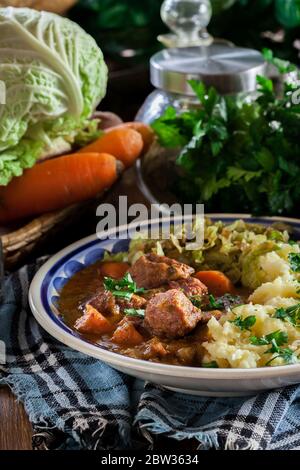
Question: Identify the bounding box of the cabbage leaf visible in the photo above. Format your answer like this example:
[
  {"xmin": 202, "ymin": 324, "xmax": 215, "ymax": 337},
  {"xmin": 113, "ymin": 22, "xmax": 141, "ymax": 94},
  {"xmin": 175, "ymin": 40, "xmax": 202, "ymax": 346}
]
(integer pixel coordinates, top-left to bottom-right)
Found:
[{"xmin": 0, "ymin": 7, "xmax": 108, "ymax": 185}]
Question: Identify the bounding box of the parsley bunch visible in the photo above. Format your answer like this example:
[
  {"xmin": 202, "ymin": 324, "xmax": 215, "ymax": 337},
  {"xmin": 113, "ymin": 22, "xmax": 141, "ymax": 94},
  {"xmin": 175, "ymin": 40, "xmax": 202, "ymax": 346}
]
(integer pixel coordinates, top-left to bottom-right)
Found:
[{"xmin": 152, "ymin": 58, "xmax": 300, "ymax": 216}]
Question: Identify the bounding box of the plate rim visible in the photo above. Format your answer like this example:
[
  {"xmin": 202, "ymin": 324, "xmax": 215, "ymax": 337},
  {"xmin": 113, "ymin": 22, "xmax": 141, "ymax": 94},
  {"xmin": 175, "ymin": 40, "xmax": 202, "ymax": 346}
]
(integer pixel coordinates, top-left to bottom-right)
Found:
[{"xmin": 29, "ymin": 213, "xmax": 300, "ymax": 380}]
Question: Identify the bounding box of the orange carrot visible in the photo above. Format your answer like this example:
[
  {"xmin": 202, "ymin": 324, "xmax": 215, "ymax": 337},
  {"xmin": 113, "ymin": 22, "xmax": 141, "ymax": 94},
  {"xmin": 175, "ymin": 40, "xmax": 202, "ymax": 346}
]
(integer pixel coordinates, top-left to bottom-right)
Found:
[
  {"xmin": 0, "ymin": 153, "xmax": 120, "ymax": 223},
  {"xmin": 79, "ymin": 128, "xmax": 143, "ymax": 167},
  {"xmin": 194, "ymin": 271, "xmax": 235, "ymax": 297},
  {"xmin": 111, "ymin": 322, "xmax": 144, "ymax": 346},
  {"xmin": 74, "ymin": 305, "xmax": 113, "ymax": 335},
  {"xmin": 100, "ymin": 262, "xmax": 130, "ymax": 279},
  {"xmin": 108, "ymin": 122, "xmax": 155, "ymax": 153}
]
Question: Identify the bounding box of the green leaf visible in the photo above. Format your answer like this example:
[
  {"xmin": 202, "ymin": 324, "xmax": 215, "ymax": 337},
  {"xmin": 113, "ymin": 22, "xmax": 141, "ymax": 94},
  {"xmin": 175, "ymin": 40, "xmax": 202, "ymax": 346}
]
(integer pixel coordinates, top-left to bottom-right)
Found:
[
  {"xmin": 208, "ymin": 294, "xmax": 221, "ymax": 309},
  {"xmin": 206, "ymin": 293, "xmax": 242, "ymax": 311},
  {"xmin": 274, "ymin": 303, "xmax": 300, "ymax": 327},
  {"xmin": 256, "ymin": 75, "xmax": 274, "ymax": 93},
  {"xmin": 250, "ymin": 330, "xmax": 288, "ymax": 346},
  {"xmin": 230, "ymin": 315, "xmax": 256, "ymax": 331},
  {"xmin": 262, "ymin": 48, "xmax": 297, "ymax": 74},
  {"xmin": 227, "ymin": 167, "xmax": 263, "ymax": 183},
  {"xmin": 190, "ymin": 295, "xmax": 203, "ymax": 308},
  {"xmin": 255, "ymin": 148, "xmax": 275, "ymax": 171},
  {"xmin": 188, "ymin": 79, "xmax": 206, "ymax": 103},
  {"xmin": 124, "ymin": 308, "xmax": 145, "ymax": 317},
  {"xmin": 103, "ymin": 273, "xmax": 145, "ymax": 300},
  {"xmin": 200, "ymin": 176, "xmax": 232, "ymax": 201},
  {"xmin": 289, "ymin": 253, "xmax": 300, "ymax": 272},
  {"xmin": 275, "ymin": 0, "xmax": 300, "ymax": 28},
  {"xmin": 250, "ymin": 329, "xmax": 297, "ymax": 365},
  {"xmin": 151, "ymin": 107, "xmax": 193, "ymax": 148},
  {"xmin": 201, "ymin": 361, "xmax": 219, "ymax": 368}
]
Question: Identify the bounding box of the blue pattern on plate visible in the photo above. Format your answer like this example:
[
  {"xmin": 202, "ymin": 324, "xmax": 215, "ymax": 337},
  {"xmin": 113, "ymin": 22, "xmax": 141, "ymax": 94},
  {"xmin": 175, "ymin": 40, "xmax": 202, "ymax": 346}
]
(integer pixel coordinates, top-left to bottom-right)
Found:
[
  {"xmin": 112, "ymin": 239, "xmax": 130, "ymax": 253},
  {"xmin": 84, "ymin": 248, "xmax": 104, "ymax": 266},
  {"xmin": 53, "ymin": 276, "xmax": 69, "ymax": 292},
  {"xmin": 51, "ymin": 295, "xmax": 60, "ymax": 308},
  {"xmin": 64, "ymin": 260, "xmax": 85, "ymax": 278}
]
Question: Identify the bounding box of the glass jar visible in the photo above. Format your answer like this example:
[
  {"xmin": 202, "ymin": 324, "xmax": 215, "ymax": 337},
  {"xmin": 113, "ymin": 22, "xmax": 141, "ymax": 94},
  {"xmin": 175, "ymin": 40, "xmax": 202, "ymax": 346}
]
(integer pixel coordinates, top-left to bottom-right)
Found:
[{"xmin": 136, "ymin": 44, "xmax": 266, "ymax": 123}]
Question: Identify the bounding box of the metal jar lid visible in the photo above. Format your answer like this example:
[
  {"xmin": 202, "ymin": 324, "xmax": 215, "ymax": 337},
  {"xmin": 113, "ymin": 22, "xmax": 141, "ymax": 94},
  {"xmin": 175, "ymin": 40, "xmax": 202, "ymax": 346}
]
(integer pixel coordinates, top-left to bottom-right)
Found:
[{"xmin": 150, "ymin": 45, "xmax": 266, "ymax": 95}]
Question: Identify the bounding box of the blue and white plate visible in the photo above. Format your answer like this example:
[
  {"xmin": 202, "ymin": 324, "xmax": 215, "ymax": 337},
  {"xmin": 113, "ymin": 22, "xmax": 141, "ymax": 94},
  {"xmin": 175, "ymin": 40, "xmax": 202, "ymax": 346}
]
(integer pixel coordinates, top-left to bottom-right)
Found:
[{"xmin": 29, "ymin": 214, "xmax": 300, "ymax": 397}]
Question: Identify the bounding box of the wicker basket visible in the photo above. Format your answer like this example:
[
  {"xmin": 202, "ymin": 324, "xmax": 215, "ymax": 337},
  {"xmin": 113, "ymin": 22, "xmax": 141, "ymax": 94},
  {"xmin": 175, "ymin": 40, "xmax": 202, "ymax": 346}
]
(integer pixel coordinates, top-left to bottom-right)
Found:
[
  {"xmin": 1, "ymin": 205, "xmax": 79, "ymax": 268},
  {"xmin": 0, "ymin": 0, "xmax": 78, "ymax": 15}
]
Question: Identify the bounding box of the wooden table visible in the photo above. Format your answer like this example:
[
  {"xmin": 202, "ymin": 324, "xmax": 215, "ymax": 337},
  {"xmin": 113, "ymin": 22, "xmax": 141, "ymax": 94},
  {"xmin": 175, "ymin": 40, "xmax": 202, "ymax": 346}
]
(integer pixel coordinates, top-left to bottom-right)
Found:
[{"xmin": 0, "ymin": 169, "xmax": 150, "ymax": 450}]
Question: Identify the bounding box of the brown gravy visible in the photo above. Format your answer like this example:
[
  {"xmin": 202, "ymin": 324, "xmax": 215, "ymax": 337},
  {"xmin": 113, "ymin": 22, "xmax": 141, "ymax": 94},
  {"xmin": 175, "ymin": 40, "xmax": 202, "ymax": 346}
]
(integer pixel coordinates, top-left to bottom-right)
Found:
[{"xmin": 58, "ymin": 261, "xmax": 247, "ymax": 366}]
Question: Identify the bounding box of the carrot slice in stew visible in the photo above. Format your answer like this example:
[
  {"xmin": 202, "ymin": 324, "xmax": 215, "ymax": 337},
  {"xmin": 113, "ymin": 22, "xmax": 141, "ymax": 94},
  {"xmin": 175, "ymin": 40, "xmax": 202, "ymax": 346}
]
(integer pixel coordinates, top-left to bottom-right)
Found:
[
  {"xmin": 100, "ymin": 262, "xmax": 130, "ymax": 279},
  {"xmin": 111, "ymin": 322, "xmax": 144, "ymax": 346},
  {"xmin": 74, "ymin": 304, "xmax": 113, "ymax": 335},
  {"xmin": 194, "ymin": 271, "xmax": 235, "ymax": 297}
]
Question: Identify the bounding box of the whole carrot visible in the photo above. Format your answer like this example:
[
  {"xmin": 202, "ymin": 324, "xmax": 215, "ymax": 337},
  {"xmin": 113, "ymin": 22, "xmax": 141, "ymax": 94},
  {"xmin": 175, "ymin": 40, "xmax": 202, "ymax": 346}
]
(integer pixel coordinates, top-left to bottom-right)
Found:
[
  {"xmin": 79, "ymin": 127, "xmax": 143, "ymax": 168},
  {"xmin": 107, "ymin": 122, "xmax": 155, "ymax": 153},
  {"xmin": 0, "ymin": 153, "xmax": 121, "ymax": 223}
]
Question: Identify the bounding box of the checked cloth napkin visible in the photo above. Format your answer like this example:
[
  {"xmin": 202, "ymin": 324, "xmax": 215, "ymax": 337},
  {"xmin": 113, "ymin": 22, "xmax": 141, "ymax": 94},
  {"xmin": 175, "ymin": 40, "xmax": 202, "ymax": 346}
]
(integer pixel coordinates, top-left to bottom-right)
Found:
[{"xmin": 1, "ymin": 258, "xmax": 300, "ymax": 450}]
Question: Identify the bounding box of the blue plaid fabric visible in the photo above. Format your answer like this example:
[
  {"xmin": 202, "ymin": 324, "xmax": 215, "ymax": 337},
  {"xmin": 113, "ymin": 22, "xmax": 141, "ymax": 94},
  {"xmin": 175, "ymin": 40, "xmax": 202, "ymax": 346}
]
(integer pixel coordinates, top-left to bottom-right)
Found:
[{"xmin": 1, "ymin": 259, "xmax": 300, "ymax": 450}]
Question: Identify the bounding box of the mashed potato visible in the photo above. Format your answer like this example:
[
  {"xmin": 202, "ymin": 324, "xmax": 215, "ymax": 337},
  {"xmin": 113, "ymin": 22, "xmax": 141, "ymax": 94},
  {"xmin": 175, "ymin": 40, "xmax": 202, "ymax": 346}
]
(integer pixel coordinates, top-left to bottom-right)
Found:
[
  {"xmin": 203, "ymin": 301, "xmax": 300, "ymax": 368},
  {"xmin": 249, "ymin": 275, "xmax": 300, "ymax": 305}
]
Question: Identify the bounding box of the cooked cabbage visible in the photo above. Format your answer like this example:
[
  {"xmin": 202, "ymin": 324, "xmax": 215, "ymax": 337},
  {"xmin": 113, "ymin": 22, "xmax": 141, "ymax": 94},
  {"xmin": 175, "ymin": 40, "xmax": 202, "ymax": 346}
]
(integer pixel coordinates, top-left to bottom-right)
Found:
[{"xmin": 127, "ymin": 218, "xmax": 296, "ymax": 285}]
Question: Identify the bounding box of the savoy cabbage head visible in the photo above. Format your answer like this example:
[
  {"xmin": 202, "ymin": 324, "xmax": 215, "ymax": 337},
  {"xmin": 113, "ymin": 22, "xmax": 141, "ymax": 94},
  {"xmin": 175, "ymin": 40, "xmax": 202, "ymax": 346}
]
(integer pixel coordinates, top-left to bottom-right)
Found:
[{"xmin": 0, "ymin": 7, "xmax": 108, "ymax": 185}]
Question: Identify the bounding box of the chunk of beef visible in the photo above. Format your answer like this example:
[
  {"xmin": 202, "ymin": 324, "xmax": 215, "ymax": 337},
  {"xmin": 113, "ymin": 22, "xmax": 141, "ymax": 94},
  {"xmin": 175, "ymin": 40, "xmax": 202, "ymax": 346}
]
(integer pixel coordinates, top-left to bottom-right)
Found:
[
  {"xmin": 117, "ymin": 294, "xmax": 147, "ymax": 312},
  {"xmin": 168, "ymin": 277, "xmax": 208, "ymax": 297},
  {"xmin": 144, "ymin": 289, "xmax": 203, "ymax": 339},
  {"xmin": 86, "ymin": 289, "xmax": 146, "ymax": 317},
  {"xmin": 88, "ymin": 289, "xmax": 118, "ymax": 316},
  {"xmin": 142, "ymin": 286, "xmax": 168, "ymax": 301},
  {"xmin": 129, "ymin": 253, "xmax": 195, "ymax": 289}
]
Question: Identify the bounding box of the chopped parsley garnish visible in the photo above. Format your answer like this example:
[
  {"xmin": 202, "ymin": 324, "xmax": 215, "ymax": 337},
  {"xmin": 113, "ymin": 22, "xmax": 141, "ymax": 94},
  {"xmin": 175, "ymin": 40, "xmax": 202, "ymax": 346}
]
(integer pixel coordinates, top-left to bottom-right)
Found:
[
  {"xmin": 207, "ymin": 293, "xmax": 242, "ymax": 311},
  {"xmin": 289, "ymin": 253, "xmax": 300, "ymax": 273},
  {"xmin": 250, "ymin": 330, "xmax": 288, "ymax": 346},
  {"xmin": 190, "ymin": 295, "xmax": 203, "ymax": 308},
  {"xmin": 230, "ymin": 315, "xmax": 256, "ymax": 331},
  {"xmin": 202, "ymin": 361, "xmax": 219, "ymax": 368},
  {"xmin": 274, "ymin": 303, "xmax": 300, "ymax": 328},
  {"xmin": 124, "ymin": 308, "xmax": 145, "ymax": 317},
  {"xmin": 208, "ymin": 294, "xmax": 221, "ymax": 309},
  {"xmin": 250, "ymin": 330, "xmax": 297, "ymax": 366},
  {"xmin": 103, "ymin": 273, "xmax": 145, "ymax": 300}
]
